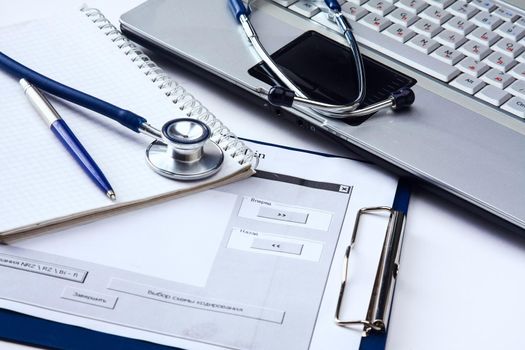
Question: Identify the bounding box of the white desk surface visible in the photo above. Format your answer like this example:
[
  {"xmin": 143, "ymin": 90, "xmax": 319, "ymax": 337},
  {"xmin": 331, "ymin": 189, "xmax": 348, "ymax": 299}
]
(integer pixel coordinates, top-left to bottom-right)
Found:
[{"xmin": 1, "ymin": 1, "xmax": 525, "ymax": 349}]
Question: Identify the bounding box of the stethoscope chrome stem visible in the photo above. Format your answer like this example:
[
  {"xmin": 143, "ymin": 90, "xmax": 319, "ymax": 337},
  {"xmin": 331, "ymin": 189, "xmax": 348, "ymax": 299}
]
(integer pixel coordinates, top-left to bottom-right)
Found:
[
  {"xmin": 293, "ymin": 95, "xmax": 395, "ymax": 118},
  {"xmin": 238, "ymin": 5, "xmax": 368, "ymax": 120},
  {"xmin": 239, "ymin": 14, "xmax": 307, "ymax": 99},
  {"xmin": 239, "ymin": 10, "xmax": 367, "ymax": 118},
  {"xmin": 233, "ymin": 0, "xmax": 415, "ymax": 121},
  {"xmin": 138, "ymin": 122, "xmax": 163, "ymax": 140}
]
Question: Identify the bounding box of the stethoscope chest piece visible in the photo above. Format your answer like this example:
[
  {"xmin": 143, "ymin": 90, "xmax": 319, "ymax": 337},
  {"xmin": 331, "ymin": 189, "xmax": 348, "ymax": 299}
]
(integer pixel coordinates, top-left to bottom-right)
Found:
[{"xmin": 146, "ymin": 118, "xmax": 224, "ymax": 180}]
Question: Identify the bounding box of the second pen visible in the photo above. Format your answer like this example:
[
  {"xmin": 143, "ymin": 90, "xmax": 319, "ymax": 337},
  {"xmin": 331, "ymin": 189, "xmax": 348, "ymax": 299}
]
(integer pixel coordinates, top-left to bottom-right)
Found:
[{"xmin": 20, "ymin": 78, "xmax": 116, "ymax": 200}]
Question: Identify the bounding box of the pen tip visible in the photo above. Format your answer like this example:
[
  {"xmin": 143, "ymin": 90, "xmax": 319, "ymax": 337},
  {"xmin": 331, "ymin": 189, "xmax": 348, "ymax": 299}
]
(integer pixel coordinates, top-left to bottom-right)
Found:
[{"xmin": 106, "ymin": 190, "xmax": 116, "ymax": 201}]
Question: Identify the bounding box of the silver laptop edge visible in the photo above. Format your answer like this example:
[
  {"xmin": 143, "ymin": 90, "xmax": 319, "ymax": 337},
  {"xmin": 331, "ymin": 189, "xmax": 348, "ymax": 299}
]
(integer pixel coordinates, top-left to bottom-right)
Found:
[{"xmin": 120, "ymin": 0, "xmax": 525, "ymax": 231}]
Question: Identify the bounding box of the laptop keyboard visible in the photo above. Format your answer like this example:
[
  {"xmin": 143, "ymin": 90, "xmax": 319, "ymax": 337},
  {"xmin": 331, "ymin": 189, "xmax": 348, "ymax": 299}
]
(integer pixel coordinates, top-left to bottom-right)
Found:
[{"xmin": 271, "ymin": 0, "xmax": 525, "ymax": 120}]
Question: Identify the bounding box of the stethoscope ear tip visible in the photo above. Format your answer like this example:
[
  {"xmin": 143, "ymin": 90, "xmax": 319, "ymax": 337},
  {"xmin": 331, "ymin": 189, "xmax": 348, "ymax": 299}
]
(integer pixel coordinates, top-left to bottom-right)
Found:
[
  {"xmin": 391, "ymin": 88, "xmax": 415, "ymax": 111},
  {"xmin": 268, "ymin": 86, "xmax": 295, "ymax": 107}
]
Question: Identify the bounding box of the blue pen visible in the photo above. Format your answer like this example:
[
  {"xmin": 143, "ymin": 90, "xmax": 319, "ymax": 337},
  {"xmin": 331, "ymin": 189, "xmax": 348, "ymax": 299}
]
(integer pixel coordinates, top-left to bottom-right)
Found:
[{"xmin": 19, "ymin": 78, "xmax": 116, "ymax": 201}]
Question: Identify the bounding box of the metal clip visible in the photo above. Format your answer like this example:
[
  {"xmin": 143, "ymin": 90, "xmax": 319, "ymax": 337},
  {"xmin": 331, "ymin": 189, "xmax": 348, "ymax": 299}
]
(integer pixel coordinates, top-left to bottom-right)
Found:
[{"xmin": 335, "ymin": 206, "xmax": 406, "ymax": 336}]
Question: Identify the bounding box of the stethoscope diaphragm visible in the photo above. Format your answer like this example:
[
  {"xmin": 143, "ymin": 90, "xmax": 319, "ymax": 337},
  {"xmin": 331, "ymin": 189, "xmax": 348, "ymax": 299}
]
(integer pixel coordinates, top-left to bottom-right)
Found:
[{"xmin": 145, "ymin": 118, "xmax": 224, "ymax": 180}]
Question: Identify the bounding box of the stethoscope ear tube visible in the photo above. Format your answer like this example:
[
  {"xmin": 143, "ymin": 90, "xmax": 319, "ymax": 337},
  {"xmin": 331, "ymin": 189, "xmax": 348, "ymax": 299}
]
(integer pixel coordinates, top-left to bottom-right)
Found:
[
  {"xmin": 324, "ymin": 0, "xmax": 342, "ymax": 11},
  {"xmin": 228, "ymin": 0, "xmax": 250, "ymax": 22},
  {"xmin": 232, "ymin": 0, "xmax": 415, "ymax": 120},
  {"xmin": 0, "ymin": 52, "xmax": 147, "ymax": 133}
]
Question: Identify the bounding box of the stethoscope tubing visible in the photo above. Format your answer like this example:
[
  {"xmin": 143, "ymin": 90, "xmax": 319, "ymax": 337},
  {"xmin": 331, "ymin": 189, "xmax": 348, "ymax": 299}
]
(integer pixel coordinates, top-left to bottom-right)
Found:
[
  {"xmin": 0, "ymin": 51, "xmax": 224, "ymax": 180},
  {"xmin": 230, "ymin": 0, "xmax": 415, "ymax": 119},
  {"xmin": 0, "ymin": 51, "xmax": 156, "ymax": 135}
]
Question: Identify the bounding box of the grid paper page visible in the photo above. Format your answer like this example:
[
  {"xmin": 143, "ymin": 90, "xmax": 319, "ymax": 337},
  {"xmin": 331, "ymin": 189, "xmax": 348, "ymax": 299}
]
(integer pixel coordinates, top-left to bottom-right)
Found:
[{"xmin": 0, "ymin": 12, "xmax": 251, "ymax": 235}]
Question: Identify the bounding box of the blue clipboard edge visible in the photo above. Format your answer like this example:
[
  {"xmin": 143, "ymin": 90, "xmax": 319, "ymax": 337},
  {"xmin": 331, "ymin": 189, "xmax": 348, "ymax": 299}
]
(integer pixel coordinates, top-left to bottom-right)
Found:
[
  {"xmin": 0, "ymin": 140, "xmax": 410, "ymax": 350},
  {"xmin": 0, "ymin": 308, "xmax": 180, "ymax": 350},
  {"xmin": 359, "ymin": 179, "xmax": 411, "ymax": 350}
]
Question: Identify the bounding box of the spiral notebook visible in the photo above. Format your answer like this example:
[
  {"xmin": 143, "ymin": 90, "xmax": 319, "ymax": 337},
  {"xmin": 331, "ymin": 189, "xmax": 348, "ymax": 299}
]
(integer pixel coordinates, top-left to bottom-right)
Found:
[{"xmin": 0, "ymin": 7, "xmax": 256, "ymax": 239}]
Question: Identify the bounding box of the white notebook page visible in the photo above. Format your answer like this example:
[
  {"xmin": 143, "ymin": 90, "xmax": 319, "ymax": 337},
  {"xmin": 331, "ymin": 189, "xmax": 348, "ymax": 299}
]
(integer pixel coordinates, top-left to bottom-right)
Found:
[{"xmin": 0, "ymin": 12, "xmax": 252, "ymax": 236}]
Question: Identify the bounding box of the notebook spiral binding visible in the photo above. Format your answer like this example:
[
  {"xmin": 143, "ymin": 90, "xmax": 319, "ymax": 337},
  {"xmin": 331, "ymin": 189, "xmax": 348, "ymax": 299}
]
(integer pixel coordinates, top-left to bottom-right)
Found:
[{"xmin": 81, "ymin": 6, "xmax": 256, "ymax": 167}]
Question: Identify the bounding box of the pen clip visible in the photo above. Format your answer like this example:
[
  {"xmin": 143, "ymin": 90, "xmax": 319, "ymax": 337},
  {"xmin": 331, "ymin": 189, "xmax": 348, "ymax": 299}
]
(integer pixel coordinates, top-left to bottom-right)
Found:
[{"xmin": 335, "ymin": 206, "xmax": 406, "ymax": 336}]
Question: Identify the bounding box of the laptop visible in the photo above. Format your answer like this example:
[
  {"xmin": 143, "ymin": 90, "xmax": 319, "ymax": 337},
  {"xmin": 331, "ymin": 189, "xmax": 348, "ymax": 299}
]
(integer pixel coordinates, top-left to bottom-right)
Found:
[{"xmin": 120, "ymin": 0, "xmax": 525, "ymax": 234}]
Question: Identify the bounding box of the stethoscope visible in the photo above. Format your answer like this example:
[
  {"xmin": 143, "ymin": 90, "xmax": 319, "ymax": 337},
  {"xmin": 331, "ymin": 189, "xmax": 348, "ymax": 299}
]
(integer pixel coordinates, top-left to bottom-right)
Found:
[
  {"xmin": 0, "ymin": 52, "xmax": 224, "ymax": 181},
  {"xmin": 229, "ymin": 0, "xmax": 415, "ymax": 120}
]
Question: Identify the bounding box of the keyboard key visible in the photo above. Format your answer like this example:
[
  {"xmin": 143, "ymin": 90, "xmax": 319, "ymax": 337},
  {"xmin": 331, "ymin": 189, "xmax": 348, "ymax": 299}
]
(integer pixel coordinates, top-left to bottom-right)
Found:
[
  {"xmin": 435, "ymin": 30, "xmax": 466, "ymax": 49},
  {"xmin": 493, "ymin": 7, "xmax": 520, "ymax": 22},
  {"xmin": 312, "ymin": 11, "xmax": 460, "ymax": 81},
  {"xmin": 495, "ymin": 23, "xmax": 525, "ymax": 41},
  {"xmin": 363, "ymin": 0, "xmax": 395, "ymax": 16},
  {"xmin": 407, "ymin": 34, "xmax": 440, "ymax": 53},
  {"xmin": 516, "ymin": 17, "xmax": 525, "ymax": 29},
  {"xmin": 431, "ymin": 46, "xmax": 464, "ymax": 65},
  {"xmin": 443, "ymin": 17, "xmax": 476, "ymax": 36},
  {"xmin": 424, "ymin": 0, "xmax": 453, "ymax": 10},
  {"xmin": 475, "ymin": 85, "xmax": 511, "ymax": 106},
  {"xmin": 484, "ymin": 52, "xmax": 517, "ymax": 72},
  {"xmin": 387, "ymin": 8, "xmax": 418, "ymax": 26},
  {"xmin": 271, "ymin": 0, "xmax": 298, "ymax": 6},
  {"xmin": 289, "ymin": 0, "xmax": 321, "ymax": 17},
  {"xmin": 501, "ymin": 96, "xmax": 525, "ymax": 118},
  {"xmin": 412, "ymin": 18, "xmax": 442, "ymax": 37},
  {"xmin": 360, "ymin": 13, "xmax": 393, "ymax": 31},
  {"xmin": 341, "ymin": 3, "xmax": 369, "ymax": 21},
  {"xmin": 506, "ymin": 80, "xmax": 525, "ymax": 99},
  {"xmin": 456, "ymin": 57, "xmax": 490, "ymax": 77},
  {"xmin": 419, "ymin": 6, "xmax": 452, "ymax": 25},
  {"xmin": 467, "ymin": 27, "xmax": 501, "ymax": 46},
  {"xmin": 492, "ymin": 38, "xmax": 525, "ymax": 58},
  {"xmin": 458, "ymin": 40, "xmax": 491, "ymax": 60},
  {"xmin": 471, "ymin": 12, "xmax": 503, "ymax": 30},
  {"xmin": 291, "ymin": 1, "xmax": 525, "ymax": 109},
  {"xmin": 347, "ymin": 0, "xmax": 368, "ymax": 5},
  {"xmin": 508, "ymin": 63, "xmax": 525, "ymax": 80},
  {"xmin": 450, "ymin": 73, "xmax": 486, "ymax": 94},
  {"xmin": 481, "ymin": 69, "xmax": 514, "ymax": 89},
  {"xmin": 470, "ymin": 0, "xmax": 497, "ymax": 12},
  {"xmin": 396, "ymin": 0, "xmax": 428, "ymax": 14},
  {"xmin": 384, "ymin": 23, "xmax": 416, "ymax": 42},
  {"xmin": 447, "ymin": 2, "xmax": 479, "ymax": 20}
]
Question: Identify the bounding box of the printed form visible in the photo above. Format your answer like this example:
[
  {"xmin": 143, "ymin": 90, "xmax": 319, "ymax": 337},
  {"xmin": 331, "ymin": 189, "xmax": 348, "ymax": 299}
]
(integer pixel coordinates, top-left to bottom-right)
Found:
[{"xmin": 0, "ymin": 141, "xmax": 398, "ymax": 350}]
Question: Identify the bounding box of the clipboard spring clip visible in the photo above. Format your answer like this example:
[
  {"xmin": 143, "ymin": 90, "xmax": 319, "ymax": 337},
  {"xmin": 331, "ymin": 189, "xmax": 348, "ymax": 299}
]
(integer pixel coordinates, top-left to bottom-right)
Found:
[{"xmin": 335, "ymin": 206, "xmax": 406, "ymax": 336}]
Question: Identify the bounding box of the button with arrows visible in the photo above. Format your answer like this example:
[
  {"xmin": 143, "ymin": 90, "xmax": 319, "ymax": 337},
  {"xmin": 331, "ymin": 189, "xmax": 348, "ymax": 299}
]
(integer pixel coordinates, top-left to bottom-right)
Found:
[
  {"xmin": 251, "ymin": 238, "xmax": 304, "ymax": 255},
  {"xmin": 257, "ymin": 206, "xmax": 309, "ymax": 224}
]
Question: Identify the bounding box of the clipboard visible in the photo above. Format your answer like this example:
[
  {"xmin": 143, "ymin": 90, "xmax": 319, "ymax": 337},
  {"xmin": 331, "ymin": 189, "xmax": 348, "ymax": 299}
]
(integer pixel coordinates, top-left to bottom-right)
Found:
[
  {"xmin": 0, "ymin": 179, "xmax": 411, "ymax": 350},
  {"xmin": 342, "ymin": 180, "xmax": 411, "ymax": 350}
]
